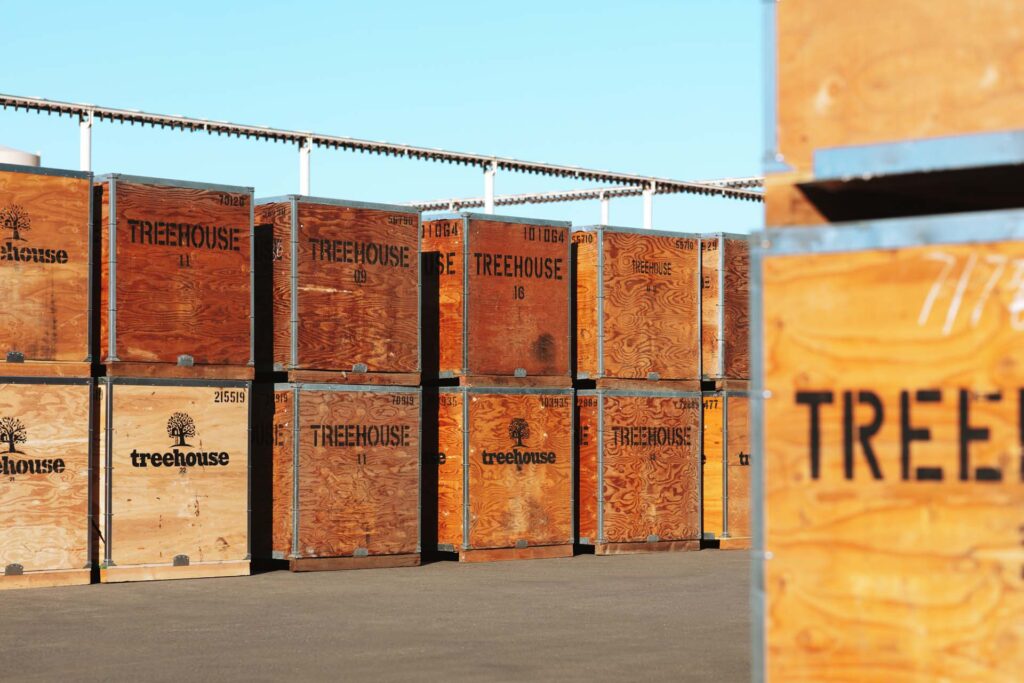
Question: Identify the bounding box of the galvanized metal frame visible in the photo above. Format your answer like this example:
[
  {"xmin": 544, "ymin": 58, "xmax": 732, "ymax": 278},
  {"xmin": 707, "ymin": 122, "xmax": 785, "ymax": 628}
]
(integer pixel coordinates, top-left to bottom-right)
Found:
[
  {"xmin": 103, "ymin": 378, "xmax": 114, "ymax": 566},
  {"xmin": 291, "ymin": 385, "xmax": 301, "ymax": 559},
  {"xmin": 425, "ymin": 211, "xmax": 573, "ymax": 229},
  {"xmin": 461, "ymin": 216, "xmax": 470, "ymax": 376},
  {"xmin": 85, "ymin": 377, "xmax": 96, "ymax": 568},
  {"xmin": 762, "ymin": 0, "xmax": 790, "ymax": 173},
  {"xmin": 597, "ymin": 390, "xmax": 605, "ymax": 543},
  {"xmin": 85, "ymin": 172, "xmax": 95, "ymax": 363},
  {"xmin": 94, "ymin": 173, "xmax": 253, "ymax": 195},
  {"xmin": 0, "ymin": 162, "xmax": 90, "ymax": 180},
  {"xmin": 717, "ymin": 235, "xmax": 726, "ymax": 378},
  {"xmin": 461, "ymin": 388, "xmax": 470, "ymax": 550},
  {"xmin": 289, "ymin": 196, "xmax": 300, "ymax": 369},
  {"xmin": 721, "ymin": 390, "xmax": 730, "ymax": 539},
  {"xmin": 106, "ymin": 175, "xmax": 118, "ymax": 362},
  {"xmin": 248, "ymin": 197, "xmax": 255, "ymax": 367},
  {"xmin": 749, "ymin": 231, "xmax": 766, "ymax": 683},
  {"xmin": 597, "ymin": 228, "xmax": 605, "ymax": 378},
  {"xmin": 259, "ymin": 194, "xmax": 422, "ymax": 214}
]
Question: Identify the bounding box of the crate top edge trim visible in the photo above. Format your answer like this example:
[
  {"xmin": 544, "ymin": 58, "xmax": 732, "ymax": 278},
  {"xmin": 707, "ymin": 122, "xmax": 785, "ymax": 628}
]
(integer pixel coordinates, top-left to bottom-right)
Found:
[
  {"xmin": 99, "ymin": 377, "xmax": 251, "ymax": 388},
  {"xmin": 256, "ymin": 195, "xmax": 422, "ymax": 215},
  {"xmin": 576, "ymin": 389, "xmax": 702, "ymax": 398},
  {"xmin": 759, "ymin": 208, "xmax": 1024, "ymax": 257},
  {"xmin": 272, "ymin": 383, "xmax": 420, "ymax": 393},
  {"xmin": 0, "ymin": 162, "xmax": 91, "ymax": 180},
  {"xmin": 95, "ymin": 173, "xmax": 255, "ymax": 195},
  {"xmin": 422, "ymin": 212, "xmax": 572, "ymax": 228},
  {"xmin": 573, "ymin": 225, "xmax": 701, "ymax": 239},
  {"xmin": 438, "ymin": 386, "xmax": 574, "ymax": 396}
]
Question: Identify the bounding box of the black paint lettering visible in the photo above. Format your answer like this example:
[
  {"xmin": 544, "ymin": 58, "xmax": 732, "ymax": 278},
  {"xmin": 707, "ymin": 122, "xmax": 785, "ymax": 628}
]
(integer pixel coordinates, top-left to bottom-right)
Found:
[{"xmin": 796, "ymin": 391, "xmax": 833, "ymax": 479}]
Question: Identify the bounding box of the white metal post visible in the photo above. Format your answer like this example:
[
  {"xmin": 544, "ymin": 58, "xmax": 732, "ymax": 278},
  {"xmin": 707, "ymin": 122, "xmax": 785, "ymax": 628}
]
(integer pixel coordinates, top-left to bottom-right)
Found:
[
  {"xmin": 642, "ymin": 183, "xmax": 655, "ymax": 229},
  {"xmin": 483, "ymin": 161, "xmax": 497, "ymax": 214},
  {"xmin": 299, "ymin": 137, "xmax": 312, "ymax": 195},
  {"xmin": 600, "ymin": 192, "xmax": 610, "ymax": 225},
  {"xmin": 79, "ymin": 111, "xmax": 93, "ymax": 172}
]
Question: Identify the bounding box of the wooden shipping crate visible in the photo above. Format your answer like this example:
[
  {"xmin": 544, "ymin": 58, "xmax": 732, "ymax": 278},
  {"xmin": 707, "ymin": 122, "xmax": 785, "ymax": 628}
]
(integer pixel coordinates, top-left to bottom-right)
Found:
[
  {"xmin": 0, "ymin": 377, "xmax": 92, "ymax": 589},
  {"xmin": 254, "ymin": 197, "xmax": 420, "ymax": 384},
  {"xmin": 268, "ymin": 383, "xmax": 420, "ymax": 570},
  {"xmin": 435, "ymin": 387, "xmax": 573, "ymax": 561},
  {"xmin": 753, "ymin": 213, "xmax": 1024, "ymax": 680},
  {"xmin": 576, "ymin": 389, "xmax": 701, "ymax": 554},
  {"xmin": 421, "ymin": 213, "xmax": 571, "ymax": 385},
  {"xmin": 701, "ymin": 391, "xmax": 750, "ymax": 550},
  {"xmin": 97, "ymin": 377, "xmax": 250, "ymax": 582},
  {"xmin": 573, "ymin": 226, "xmax": 700, "ymax": 385},
  {"xmin": 701, "ymin": 233, "xmax": 749, "ymax": 381},
  {"xmin": 95, "ymin": 175, "xmax": 253, "ymax": 379},
  {"xmin": 767, "ymin": 1, "xmax": 1024, "ymax": 226},
  {"xmin": 0, "ymin": 164, "xmax": 93, "ymax": 378}
]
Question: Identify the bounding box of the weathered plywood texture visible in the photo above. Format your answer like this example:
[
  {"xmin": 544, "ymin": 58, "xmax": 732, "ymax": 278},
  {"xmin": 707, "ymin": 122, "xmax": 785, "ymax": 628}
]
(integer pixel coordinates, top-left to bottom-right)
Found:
[
  {"xmin": 701, "ymin": 235, "xmax": 749, "ymax": 380},
  {"xmin": 436, "ymin": 390, "xmax": 464, "ymax": 550},
  {"xmin": 290, "ymin": 387, "xmax": 419, "ymax": 559},
  {"xmin": 762, "ymin": 237, "xmax": 1024, "ymax": 680},
  {"xmin": 99, "ymin": 381, "xmax": 249, "ymax": 573},
  {"xmin": 573, "ymin": 230, "xmax": 599, "ymax": 378},
  {"xmin": 99, "ymin": 179, "xmax": 252, "ymax": 369},
  {"xmin": 773, "ymin": 0, "xmax": 1024, "ymax": 176},
  {"xmin": 0, "ymin": 169, "xmax": 91, "ymax": 369},
  {"xmin": 270, "ymin": 388, "xmax": 294, "ymax": 557},
  {"xmin": 724, "ymin": 393, "xmax": 750, "ymax": 544},
  {"xmin": 576, "ymin": 393, "xmax": 599, "ymax": 543},
  {"xmin": 421, "ymin": 218, "xmax": 464, "ymax": 376},
  {"xmin": 254, "ymin": 201, "xmax": 293, "ymax": 369},
  {"xmin": 702, "ymin": 392, "xmax": 724, "ymax": 540},
  {"xmin": 0, "ymin": 380, "xmax": 90, "ymax": 579}
]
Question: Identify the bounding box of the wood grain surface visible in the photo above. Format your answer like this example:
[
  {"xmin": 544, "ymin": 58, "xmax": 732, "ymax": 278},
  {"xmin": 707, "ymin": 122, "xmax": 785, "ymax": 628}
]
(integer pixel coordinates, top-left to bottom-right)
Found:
[
  {"xmin": 573, "ymin": 230, "xmax": 599, "ymax": 378},
  {"xmin": 701, "ymin": 392, "xmax": 724, "ymax": 539},
  {"xmin": 762, "ymin": 238, "xmax": 1024, "ymax": 680},
  {"xmin": 274, "ymin": 201, "xmax": 419, "ymax": 373},
  {"xmin": 576, "ymin": 393, "xmax": 598, "ymax": 543},
  {"xmin": 293, "ymin": 387, "xmax": 419, "ymax": 558},
  {"xmin": 602, "ymin": 231, "xmax": 699, "ymax": 380},
  {"xmin": 270, "ymin": 388, "xmax": 294, "ymax": 557},
  {"xmin": 599, "ymin": 393, "xmax": 701, "ymax": 544},
  {"xmin": 435, "ymin": 390, "xmax": 464, "ymax": 549},
  {"xmin": 465, "ymin": 220, "xmax": 571, "ymax": 378},
  {"xmin": 724, "ymin": 393, "xmax": 750, "ymax": 543},
  {"xmin": 99, "ymin": 180, "xmax": 251, "ymax": 368},
  {"xmin": 421, "ymin": 218, "xmax": 464, "ymax": 376},
  {"xmin": 254, "ymin": 201, "xmax": 293, "ymax": 368},
  {"xmin": 774, "ymin": 0, "xmax": 1024, "ymax": 175},
  {"xmin": 0, "ymin": 169, "xmax": 91, "ymax": 365},
  {"xmin": 0, "ymin": 381, "xmax": 90, "ymax": 575},
  {"xmin": 702, "ymin": 235, "xmax": 749, "ymax": 379},
  {"xmin": 99, "ymin": 382, "xmax": 249, "ymax": 572},
  {"xmin": 464, "ymin": 390, "xmax": 573, "ymax": 550}
]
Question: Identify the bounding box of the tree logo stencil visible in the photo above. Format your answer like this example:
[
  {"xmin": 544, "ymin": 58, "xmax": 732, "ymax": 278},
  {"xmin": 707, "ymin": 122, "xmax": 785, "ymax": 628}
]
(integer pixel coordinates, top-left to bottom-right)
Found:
[
  {"xmin": 508, "ymin": 418, "xmax": 530, "ymax": 447},
  {"xmin": 0, "ymin": 417, "xmax": 27, "ymax": 453},
  {"xmin": 167, "ymin": 412, "xmax": 196, "ymax": 447},
  {"xmin": 0, "ymin": 204, "xmax": 30, "ymax": 242}
]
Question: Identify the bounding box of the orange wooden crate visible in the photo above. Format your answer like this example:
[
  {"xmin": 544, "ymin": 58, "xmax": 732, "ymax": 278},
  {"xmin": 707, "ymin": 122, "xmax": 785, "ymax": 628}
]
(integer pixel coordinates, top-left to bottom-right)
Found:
[
  {"xmin": 700, "ymin": 233, "xmax": 749, "ymax": 380},
  {"xmin": 573, "ymin": 226, "xmax": 700, "ymax": 384},
  {"xmin": 0, "ymin": 164, "xmax": 93, "ymax": 378},
  {"xmin": 267, "ymin": 383, "xmax": 420, "ymax": 570},
  {"xmin": 96, "ymin": 175, "xmax": 253, "ymax": 379},
  {"xmin": 254, "ymin": 197, "xmax": 420, "ymax": 384},
  {"xmin": 436, "ymin": 386, "xmax": 573, "ymax": 561},
  {"xmin": 0, "ymin": 377, "xmax": 92, "ymax": 589},
  {"xmin": 421, "ymin": 213, "xmax": 571, "ymax": 384},
  {"xmin": 701, "ymin": 390, "xmax": 750, "ymax": 549},
  {"xmin": 754, "ymin": 215, "xmax": 1024, "ymax": 680},
  {"xmin": 767, "ymin": 1, "xmax": 1024, "ymax": 226},
  {"xmin": 97, "ymin": 377, "xmax": 250, "ymax": 582},
  {"xmin": 576, "ymin": 389, "xmax": 701, "ymax": 554}
]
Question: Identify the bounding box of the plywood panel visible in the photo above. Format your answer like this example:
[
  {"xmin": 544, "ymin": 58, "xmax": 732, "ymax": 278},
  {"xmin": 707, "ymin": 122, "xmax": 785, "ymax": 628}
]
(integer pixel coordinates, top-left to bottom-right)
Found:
[
  {"xmin": 294, "ymin": 387, "xmax": 419, "ymax": 558},
  {"xmin": 724, "ymin": 393, "xmax": 750, "ymax": 542},
  {"xmin": 600, "ymin": 393, "xmax": 701, "ymax": 544},
  {"xmin": 573, "ymin": 230, "xmax": 599, "ymax": 378},
  {"xmin": 602, "ymin": 232, "xmax": 699, "ymax": 380},
  {"xmin": 762, "ymin": 237, "xmax": 1024, "ymax": 680},
  {"xmin": 0, "ymin": 169, "xmax": 91, "ymax": 366},
  {"xmin": 100, "ymin": 180, "xmax": 251, "ymax": 368},
  {"xmin": 774, "ymin": 0, "xmax": 1024, "ymax": 175},
  {"xmin": 702, "ymin": 235, "xmax": 749, "ymax": 380},
  {"xmin": 254, "ymin": 201, "xmax": 293, "ymax": 369},
  {"xmin": 436, "ymin": 391, "xmax": 463, "ymax": 549},
  {"xmin": 100, "ymin": 381, "xmax": 249, "ymax": 569},
  {"xmin": 702, "ymin": 392, "xmax": 724, "ymax": 539},
  {"xmin": 0, "ymin": 380, "xmax": 90, "ymax": 574},
  {"xmin": 270, "ymin": 388, "xmax": 293, "ymax": 557},
  {"xmin": 421, "ymin": 218, "xmax": 464, "ymax": 377},
  {"xmin": 466, "ymin": 390, "xmax": 572, "ymax": 549},
  {"xmin": 576, "ymin": 393, "xmax": 598, "ymax": 543}
]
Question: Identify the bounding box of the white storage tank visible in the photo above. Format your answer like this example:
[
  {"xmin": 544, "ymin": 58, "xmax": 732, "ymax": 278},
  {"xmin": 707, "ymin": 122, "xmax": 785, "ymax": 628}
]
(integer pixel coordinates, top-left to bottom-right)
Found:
[{"xmin": 0, "ymin": 145, "xmax": 40, "ymax": 167}]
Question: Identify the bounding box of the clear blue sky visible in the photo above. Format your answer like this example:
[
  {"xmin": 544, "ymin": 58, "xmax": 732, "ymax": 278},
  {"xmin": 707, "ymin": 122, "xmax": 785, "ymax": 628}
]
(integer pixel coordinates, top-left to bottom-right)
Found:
[{"xmin": 1, "ymin": 1, "xmax": 763, "ymax": 233}]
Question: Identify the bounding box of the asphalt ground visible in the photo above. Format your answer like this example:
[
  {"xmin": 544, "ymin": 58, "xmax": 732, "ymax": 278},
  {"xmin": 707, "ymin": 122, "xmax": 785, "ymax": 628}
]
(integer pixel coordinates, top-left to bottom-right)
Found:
[{"xmin": 0, "ymin": 550, "xmax": 750, "ymax": 682}]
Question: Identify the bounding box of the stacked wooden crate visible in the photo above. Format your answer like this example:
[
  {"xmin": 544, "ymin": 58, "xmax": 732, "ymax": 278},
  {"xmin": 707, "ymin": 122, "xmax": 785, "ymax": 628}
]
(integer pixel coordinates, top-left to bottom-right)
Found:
[
  {"xmin": 0, "ymin": 164, "xmax": 94, "ymax": 589},
  {"xmin": 699, "ymin": 232, "xmax": 751, "ymax": 549},
  {"xmin": 254, "ymin": 196, "xmax": 422, "ymax": 570},
  {"xmin": 423, "ymin": 213, "xmax": 574, "ymax": 562},
  {"xmin": 93, "ymin": 174, "xmax": 254, "ymax": 582},
  {"xmin": 755, "ymin": 1, "xmax": 1024, "ymax": 679},
  {"xmin": 573, "ymin": 225, "xmax": 703, "ymax": 554}
]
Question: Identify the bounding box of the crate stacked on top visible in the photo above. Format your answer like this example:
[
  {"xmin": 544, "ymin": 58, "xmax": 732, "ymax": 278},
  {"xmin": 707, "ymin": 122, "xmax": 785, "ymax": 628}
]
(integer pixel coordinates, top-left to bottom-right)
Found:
[
  {"xmin": 0, "ymin": 163, "xmax": 94, "ymax": 590},
  {"xmin": 254, "ymin": 196, "xmax": 422, "ymax": 571},
  {"xmin": 573, "ymin": 225, "xmax": 703, "ymax": 554},
  {"xmin": 93, "ymin": 174, "xmax": 254, "ymax": 583},
  {"xmin": 755, "ymin": 2, "xmax": 1024, "ymax": 680},
  {"xmin": 422, "ymin": 213, "xmax": 574, "ymax": 562},
  {"xmin": 699, "ymin": 232, "xmax": 751, "ymax": 550}
]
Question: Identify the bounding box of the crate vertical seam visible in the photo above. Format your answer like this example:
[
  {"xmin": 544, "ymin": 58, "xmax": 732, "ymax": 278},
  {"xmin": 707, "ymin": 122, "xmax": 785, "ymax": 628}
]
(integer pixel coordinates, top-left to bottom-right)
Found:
[
  {"xmin": 461, "ymin": 216, "xmax": 470, "ymax": 376},
  {"xmin": 248, "ymin": 197, "xmax": 255, "ymax": 367},
  {"xmin": 461, "ymin": 390, "xmax": 470, "ymax": 550},
  {"xmin": 597, "ymin": 390, "xmax": 605, "ymax": 544},
  {"xmin": 289, "ymin": 197, "xmax": 299, "ymax": 370},
  {"xmin": 597, "ymin": 228, "xmax": 605, "ymax": 379},
  {"xmin": 85, "ymin": 378, "xmax": 96, "ymax": 568},
  {"xmin": 291, "ymin": 385, "xmax": 301, "ymax": 559},
  {"xmin": 750, "ymin": 232, "xmax": 766, "ymax": 683},
  {"xmin": 107, "ymin": 175, "xmax": 118, "ymax": 361},
  {"xmin": 722, "ymin": 391, "xmax": 730, "ymax": 539},
  {"xmin": 718, "ymin": 235, "xmax": 726, "ymax": 378},
  {"xmin": 569, "ymin": 381, "xmax": 577, "ymax": 545},
  {"xmin": 245, "ymin": 382, "xmax": 253, "ymax": 560},
  {"xmin": 417, "ymin": 216, "xmax": 423, "ymax": 375},
  {"xmin": 697, "ymin": 235, "xmax": 704, "ymax": 380},
  {"xmin": 86, "ymin": 173, "xmax": 95, "ymax": 363},
  {"xmin": 103, "ymin": 378, "xmax": 114, "ymax": 566},
  {"xmin": 417, "ymin": 386, "xmax": 423, "ymax": 554}
]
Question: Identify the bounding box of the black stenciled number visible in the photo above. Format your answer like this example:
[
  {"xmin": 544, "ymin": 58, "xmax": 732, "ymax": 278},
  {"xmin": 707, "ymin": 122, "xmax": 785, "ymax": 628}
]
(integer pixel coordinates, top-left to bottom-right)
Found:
[
  {"xmin": 179, "ymin": 254, "xmax": 192, "ymax": 269},
  {"xmin": 353, "ymin": 268, "xmax": 367, "ymax": 285},
  {"xmin": 357, "ymin": 453, "xmax": 367, "ymax": 466},
  {"xmin": 513, "ymin": 285, "xmax": 525, "ymax": 300}
]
